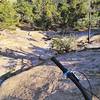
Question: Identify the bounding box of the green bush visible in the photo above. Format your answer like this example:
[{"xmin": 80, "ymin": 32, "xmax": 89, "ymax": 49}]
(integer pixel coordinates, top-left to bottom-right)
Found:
[
  {"xmin": 0, "ymin": 1, "xmax": 19, "ymax": 29},
  {"xmin": 15, "ymin": 0, "xmax": 34, "ymax": 25},
  {"xmin": 51, "ymin": 35, "xmax": 77, "ymax": 54},
  {"xmin": 0, "ymin": 0, "xmax": 99, "ymax": 31},
  {"xmin": 34, "ymin": 0, "xmax": 58, "ymax": 30},
  {"xmin": 51, "ymin": 37, "xmax": 64, "ymax": 53}
]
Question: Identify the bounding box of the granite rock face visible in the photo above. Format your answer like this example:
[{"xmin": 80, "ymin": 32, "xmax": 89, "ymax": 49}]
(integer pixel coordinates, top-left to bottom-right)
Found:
[{"xmin": 0, "ymin": 50, "xmax": 100, "ymax": 100}]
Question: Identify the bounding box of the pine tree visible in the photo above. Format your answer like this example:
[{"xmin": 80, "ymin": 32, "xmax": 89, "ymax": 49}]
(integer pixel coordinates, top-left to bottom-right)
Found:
[
  {"xmin": 42, "ymin": 0, "xmax": 57, "ymax": 30},
  {"xmin": 57, "ymin": 1, "xmax": 69, "ymax": 33},
  {"xmin": 0, "ymin": 0, "xmax": 19, "ymax": 29},
  {"xmin": 34, "ymin": 0, "xmax": 57, "ymax": 30},
  {"xmin": 15, "ymin": 0, "xmax": 34, "ymax": 26},
  {"xmin": 76, "ymin": 0, "xmax": 100, "ymax": 29}
]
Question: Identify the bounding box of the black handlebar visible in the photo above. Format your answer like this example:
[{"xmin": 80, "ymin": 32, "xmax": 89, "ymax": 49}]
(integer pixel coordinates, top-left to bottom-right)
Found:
[{"xmin": 51, "ymin": 57, "xmax": 92, "ymax": 100}]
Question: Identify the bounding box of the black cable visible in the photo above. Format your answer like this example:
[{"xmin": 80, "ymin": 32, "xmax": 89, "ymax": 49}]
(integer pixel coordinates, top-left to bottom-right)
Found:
[
  {"xmin": 78, "ymin": 71, "xmax": 100, "ymax": 100},
  {"xmin": 73, "ymin": 71, "xmax": 92, "ymax": 97},
  {"xmin": 73, "ymin": 70, "xmax": 100, "ymax": 100}
]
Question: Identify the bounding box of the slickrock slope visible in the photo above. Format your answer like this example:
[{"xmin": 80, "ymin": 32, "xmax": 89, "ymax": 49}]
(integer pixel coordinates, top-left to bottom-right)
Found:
[
  {"xmin": 0, "ymin": 50, "xmax": 100, "ymax": 100},
  {"xmin": 0, "ymin": 29, "xmax": 100, "ymax": 100}
]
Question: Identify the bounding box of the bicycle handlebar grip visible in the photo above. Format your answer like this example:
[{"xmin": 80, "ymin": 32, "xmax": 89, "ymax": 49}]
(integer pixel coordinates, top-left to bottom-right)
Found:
[
  {"xmin": 51, "ymin": 57, "xmax": 68, "ymax": 73},
  {"xmin": 51, "ymin": 57, "xmax": 92, "ymax": 100}
]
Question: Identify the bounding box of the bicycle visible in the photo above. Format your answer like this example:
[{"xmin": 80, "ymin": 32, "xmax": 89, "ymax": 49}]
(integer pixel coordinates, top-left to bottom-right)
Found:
[{"xmin": 51, "ymin": 56, "xmax": 92, "ymax": 100}]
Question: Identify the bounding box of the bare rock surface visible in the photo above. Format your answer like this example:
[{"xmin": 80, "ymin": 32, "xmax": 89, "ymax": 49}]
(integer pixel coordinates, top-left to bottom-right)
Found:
[
  {"xmin": 0, "ymin": 30, "xmax": 100, "ymax": 100},
  {"xmin": 0, "ymin": 50, "xmax": 100, "ymax": 100}
]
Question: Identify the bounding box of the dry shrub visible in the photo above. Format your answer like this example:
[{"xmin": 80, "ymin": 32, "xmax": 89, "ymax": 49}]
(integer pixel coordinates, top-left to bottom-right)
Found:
[
  {"xmin": 51, "ymin": 37, "xmax": 64, "ymax": 54},
  {"xmin": 50, "ymin": 35, "xmax": 77, "ymax": 53}
]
